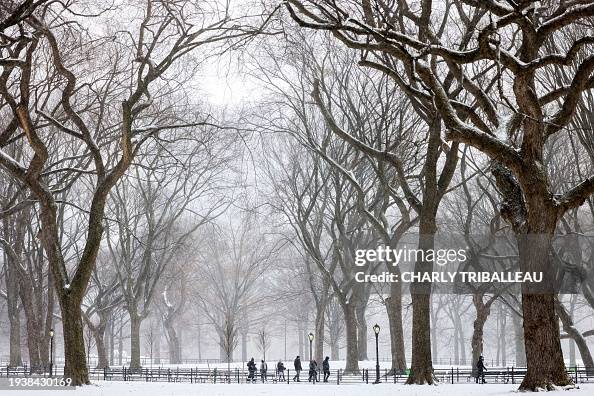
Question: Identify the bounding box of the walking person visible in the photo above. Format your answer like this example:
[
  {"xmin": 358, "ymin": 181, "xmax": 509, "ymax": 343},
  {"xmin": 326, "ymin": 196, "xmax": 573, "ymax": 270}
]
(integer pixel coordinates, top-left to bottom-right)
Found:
[
  {"xmin": 293, "ymin": 355, "xmax": 302, "ymax": 382},
  {"xmin": 247, "ymin": 357, "xmax": 256, "ymax": 383},
  {"xmin": 322, "ymin": 356, "xmax": 330, "ymax": 382},
  {"xmin": 308, "ymin": 360, "xmax": 318, "ymax": 383},
  {"xmin": 277, "ymin": 360, "xmax": 286, "ymax": 382},
  {"xmin": 476, "ymin": 355, "xmax": 487, "ymax": 384},
  {"xmin": 260, "ymin": 360, "xmax": 268, "ymax": 383}
]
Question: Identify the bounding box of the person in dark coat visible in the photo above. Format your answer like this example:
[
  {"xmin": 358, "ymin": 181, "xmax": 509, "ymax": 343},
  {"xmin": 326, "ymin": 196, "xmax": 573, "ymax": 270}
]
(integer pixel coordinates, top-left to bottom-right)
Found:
[
  {"xmin": 277, "ymin": 360, "xmax": 286, "ymax": 381},
  {"xmin": 260, "ymin": 360, "xmax": 268, "ymax": 383},
  {"xmin": 476, "ymin": 355, "xmax": 487, "ymax": 384},
  {"xmin": 322, "ymin": 356, "xmax": 330, "ymax": 382},
  {"xmin": 308, "ymin": 360, "xmax": 318, "ymax": 383},
  {"xmin": 247, "ymin": 357, "xmax": 256, "ymax": 383},
  {"xmin": 293, "ymin": 355, "xmax": 302, "ymax": 382}
]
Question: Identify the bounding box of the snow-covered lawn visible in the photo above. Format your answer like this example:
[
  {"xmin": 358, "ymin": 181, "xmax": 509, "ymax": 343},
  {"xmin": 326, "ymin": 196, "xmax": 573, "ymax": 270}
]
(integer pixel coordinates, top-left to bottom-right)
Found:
[{"xmin": 13, "ymin": 381, "xmax": 594, "ymax": 396}]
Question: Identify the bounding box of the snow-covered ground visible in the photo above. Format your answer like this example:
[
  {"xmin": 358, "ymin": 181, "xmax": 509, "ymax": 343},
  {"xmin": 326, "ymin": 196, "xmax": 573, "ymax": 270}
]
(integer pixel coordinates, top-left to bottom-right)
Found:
[{"xmin": 13, "ymin": 381, "xmax": 594, "ymax": 396}]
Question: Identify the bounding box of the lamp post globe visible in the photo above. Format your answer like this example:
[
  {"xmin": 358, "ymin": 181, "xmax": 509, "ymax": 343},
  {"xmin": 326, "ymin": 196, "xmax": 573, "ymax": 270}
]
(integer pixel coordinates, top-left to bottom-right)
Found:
[{"xmin": 308, "ymin": 332, "xmax": 314, "ymax": 361}]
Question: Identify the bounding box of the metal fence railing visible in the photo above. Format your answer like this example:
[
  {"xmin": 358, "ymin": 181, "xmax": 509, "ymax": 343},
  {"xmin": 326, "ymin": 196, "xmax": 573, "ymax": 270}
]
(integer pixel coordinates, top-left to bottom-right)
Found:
[{"xmin": 2, "ymin": 364, "xmax": 594, "ymax": 385}]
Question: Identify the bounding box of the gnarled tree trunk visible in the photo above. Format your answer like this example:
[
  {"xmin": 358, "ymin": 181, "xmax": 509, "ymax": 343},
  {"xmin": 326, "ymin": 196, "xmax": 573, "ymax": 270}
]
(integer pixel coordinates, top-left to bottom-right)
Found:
[
  {"xmin": 386, "ymin": 279, "xmax": 406, "ymax": 374},
  {"xmin": 471, "ymin": 294, "xmax": 491, "ymax": 376},
  {"xmin": 518, "ymin": 230, "xmax": 571, "ymax": 390},
  {"xmin": 94, "ymin": 330, "xmax": 109, "ymax": 369},
  {"xmin": 164, "ymin": 322, "xmax": 181, "ymax": 364},
  {"xmin": 59, "ymin": 295, "xmax": 89, "ymax": 385},
  {"xmin": 5, "ymin": 255, "xmax": 22, "ymax": 367},
  {"xmin": 406, "ymin": 224, "xmax": 436, "ymax": 384},
  {"xmin": 343, "ymin": 303, "xmax": 360, "ymax": 373}
]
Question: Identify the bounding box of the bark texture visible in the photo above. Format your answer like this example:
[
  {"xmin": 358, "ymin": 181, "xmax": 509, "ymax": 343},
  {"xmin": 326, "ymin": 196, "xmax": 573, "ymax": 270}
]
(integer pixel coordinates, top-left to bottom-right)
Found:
[
  {"xmin": 406, "ymin": 221, "xmax": 437, "ymax": 384},
  {"xmin": 343, "ymin": 303, "xmax": 360, "ymax": 373},
  {"xmin": 129, "ymin": 314, "xmax": 142, "ymax": 369},
  {"xmin": 471, "ymin": 294, "xmax": 491, "ymax": 376},
  {"xmin": 386, "ymin": 279, "xmax": 406, "ymax": 373}
]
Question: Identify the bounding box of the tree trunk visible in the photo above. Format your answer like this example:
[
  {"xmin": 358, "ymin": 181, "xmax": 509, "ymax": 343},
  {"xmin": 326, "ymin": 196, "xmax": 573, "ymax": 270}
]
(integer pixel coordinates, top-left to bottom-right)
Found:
[
  {"xmin": 407, "ymin": 292, "xmax": 433, "ymax": 384},
  {"xmin": 241, "ymin": 331, "xmax": 247, "ymax": 362},
  {"xmin": 568, "ymin": 297, "xmax": 576, "ymax": 367},
  {"xmin": 19, "ymin": 285, "xmax": 42, "ymax": 372},
  {"xmin": 555, "ymin": 297, "xmax": 594, "ymax": 368},
  {"xmin": 92, "ymin": 325, "xmax": 109, "ymax": 369},
  {"xmin": 6, "ymin": 262, "xmax": 22, "ymax": 366},
  {"xmin": 569, "ymin": 339, "xmax": 576, "ymax": 367},
  {"xmin": 297, "ymin": 321, "xmax": 304, "ymax": 359},
  {"xmin": 343, "ymin": 303, "xmax": 360, "ymax": 373},
  {"xmin": 453, "ymin": 323, "xmax": 460, "ymax": 365},
  {"xmin": 512, "ymin": 313, "xmax": 526, "ymax": 366},
  {"xmin": 155, "ymin": 331, "xmax": 161, "ymax": 364},
  {"xmin": 41, "ymin": 272, "xmax": 53, "ymax": 369},
  {"xmin": 178, "ymin": 330, "xmax": 182, "ymax": 362},
  {"xmin": 521, "ymin": 293, "xmax": 570, "ymax": 390},
  {"xmin": 493, "ymin": 164, "xmax": 572, "ymax": 389},
  {"xmin": 196, "ymin": 321, "xmax": 201, "ymax": 361},
  {"xmin": 355, "ymin": 303, "xmax": 368, "ymax": 361},
  {"xmin": 8, "ymin": 305, "xmax": 22, "ymax": 366},
  {"xmin": 330, "ymin": 336, "xmax": 340, "ymax": 360},
  {"xmin": 95, "ymin": 332, "xmax": 108, "ymax": 369},
  {"xmin": 500, "ymin": 305, "xmax": 507, "ymax": 366},
  {"xmin": 406, "ymin": 229, "xmax": 435, "ymax": 384},
  {"xmin": 304, "ymin": 329, "xmax": 310, "ymax": 361},
  {"xmin": 165, "ymin": 323, "xmax": 180, "ymax": 364},
  {"xmin": 218, "ymin": 332, "xmax": 233, "ymax": 361},
  {"xmin": 3, "ymin": 216, "xmax": 23, "ymax": 367},
  {"xmin": 117, "ymin": 318, "xmax": 123, "ymax": 366},
  {"xmin": 386, "ymin": 279, "xmax": 406, "ymax": 373},
  {"xmin": 518, "ymin": 232, "xmax": 571, "ymax": 390},
  {"xmin": 129, "ymin": 314, "xmax": 142, "ymax": 369},
  {"xmin": 314, "ymin": 303, "xmax": 325, "ymax": 363},
  {"xmin": 60, "ymin": 296, "xmax": 89, "ymax": 385},
  {"xmin": 471, "ymin": 294, "xmax": 490, "ymax": 376},
  {"xmin": 458, "ymin": 316, "xmax": 466, "ymax": 365},
  {"xmin": 430, "ymin": 299, "xmax": 439, "ymax": 365},
  {"xmin": 108, "ymin": 319, "xmax": 114, "ymax": 366}
]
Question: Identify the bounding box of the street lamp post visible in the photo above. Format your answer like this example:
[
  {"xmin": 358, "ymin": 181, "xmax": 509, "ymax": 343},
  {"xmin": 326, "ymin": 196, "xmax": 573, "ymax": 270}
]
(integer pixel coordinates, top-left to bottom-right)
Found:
[
  {"xmin": 373, "ymin": 324, "xmax": 380, "ymax": 384},
  {"xmin": 308, "ymin": 332, "xmax": 314, "ymax": 361},
  {"xmin": 49, "ymin": 329, "xmax": 54, "ymax": 378}
]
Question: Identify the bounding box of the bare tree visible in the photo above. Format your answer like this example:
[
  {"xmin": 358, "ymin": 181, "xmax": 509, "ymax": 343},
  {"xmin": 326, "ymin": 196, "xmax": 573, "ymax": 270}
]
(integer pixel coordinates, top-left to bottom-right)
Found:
[
  {"xmin": 193, "ymin": 212, "xmax": 277, "ymax": 363},
  {"xmin": 0, "ymin": 0, "xmax": 271, "ymax": 384},
  {"xmin": 107, "ymin": 132, "xmax": 230, "ymax": 369},
  {"xmin": 219, "ymin": 313, "xmax": 239, "ymax": 379},
  {"xmin": 286, "ymin": 0, "xmax": 594, "ymax": 389},
  {"xmin": 256, "ymin": 326, "xmax": 273, "ymax": 361},
  {"xmin": 160, "ymin": 274, "xmax": 187, "ymax": 364},
  {"xmin": 82, "ymin": 250, "xmax": 122, "ymax": 369},
  {"xmin": 144, "ymin": 319, "xmax": 158, "ymax": 367}
]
